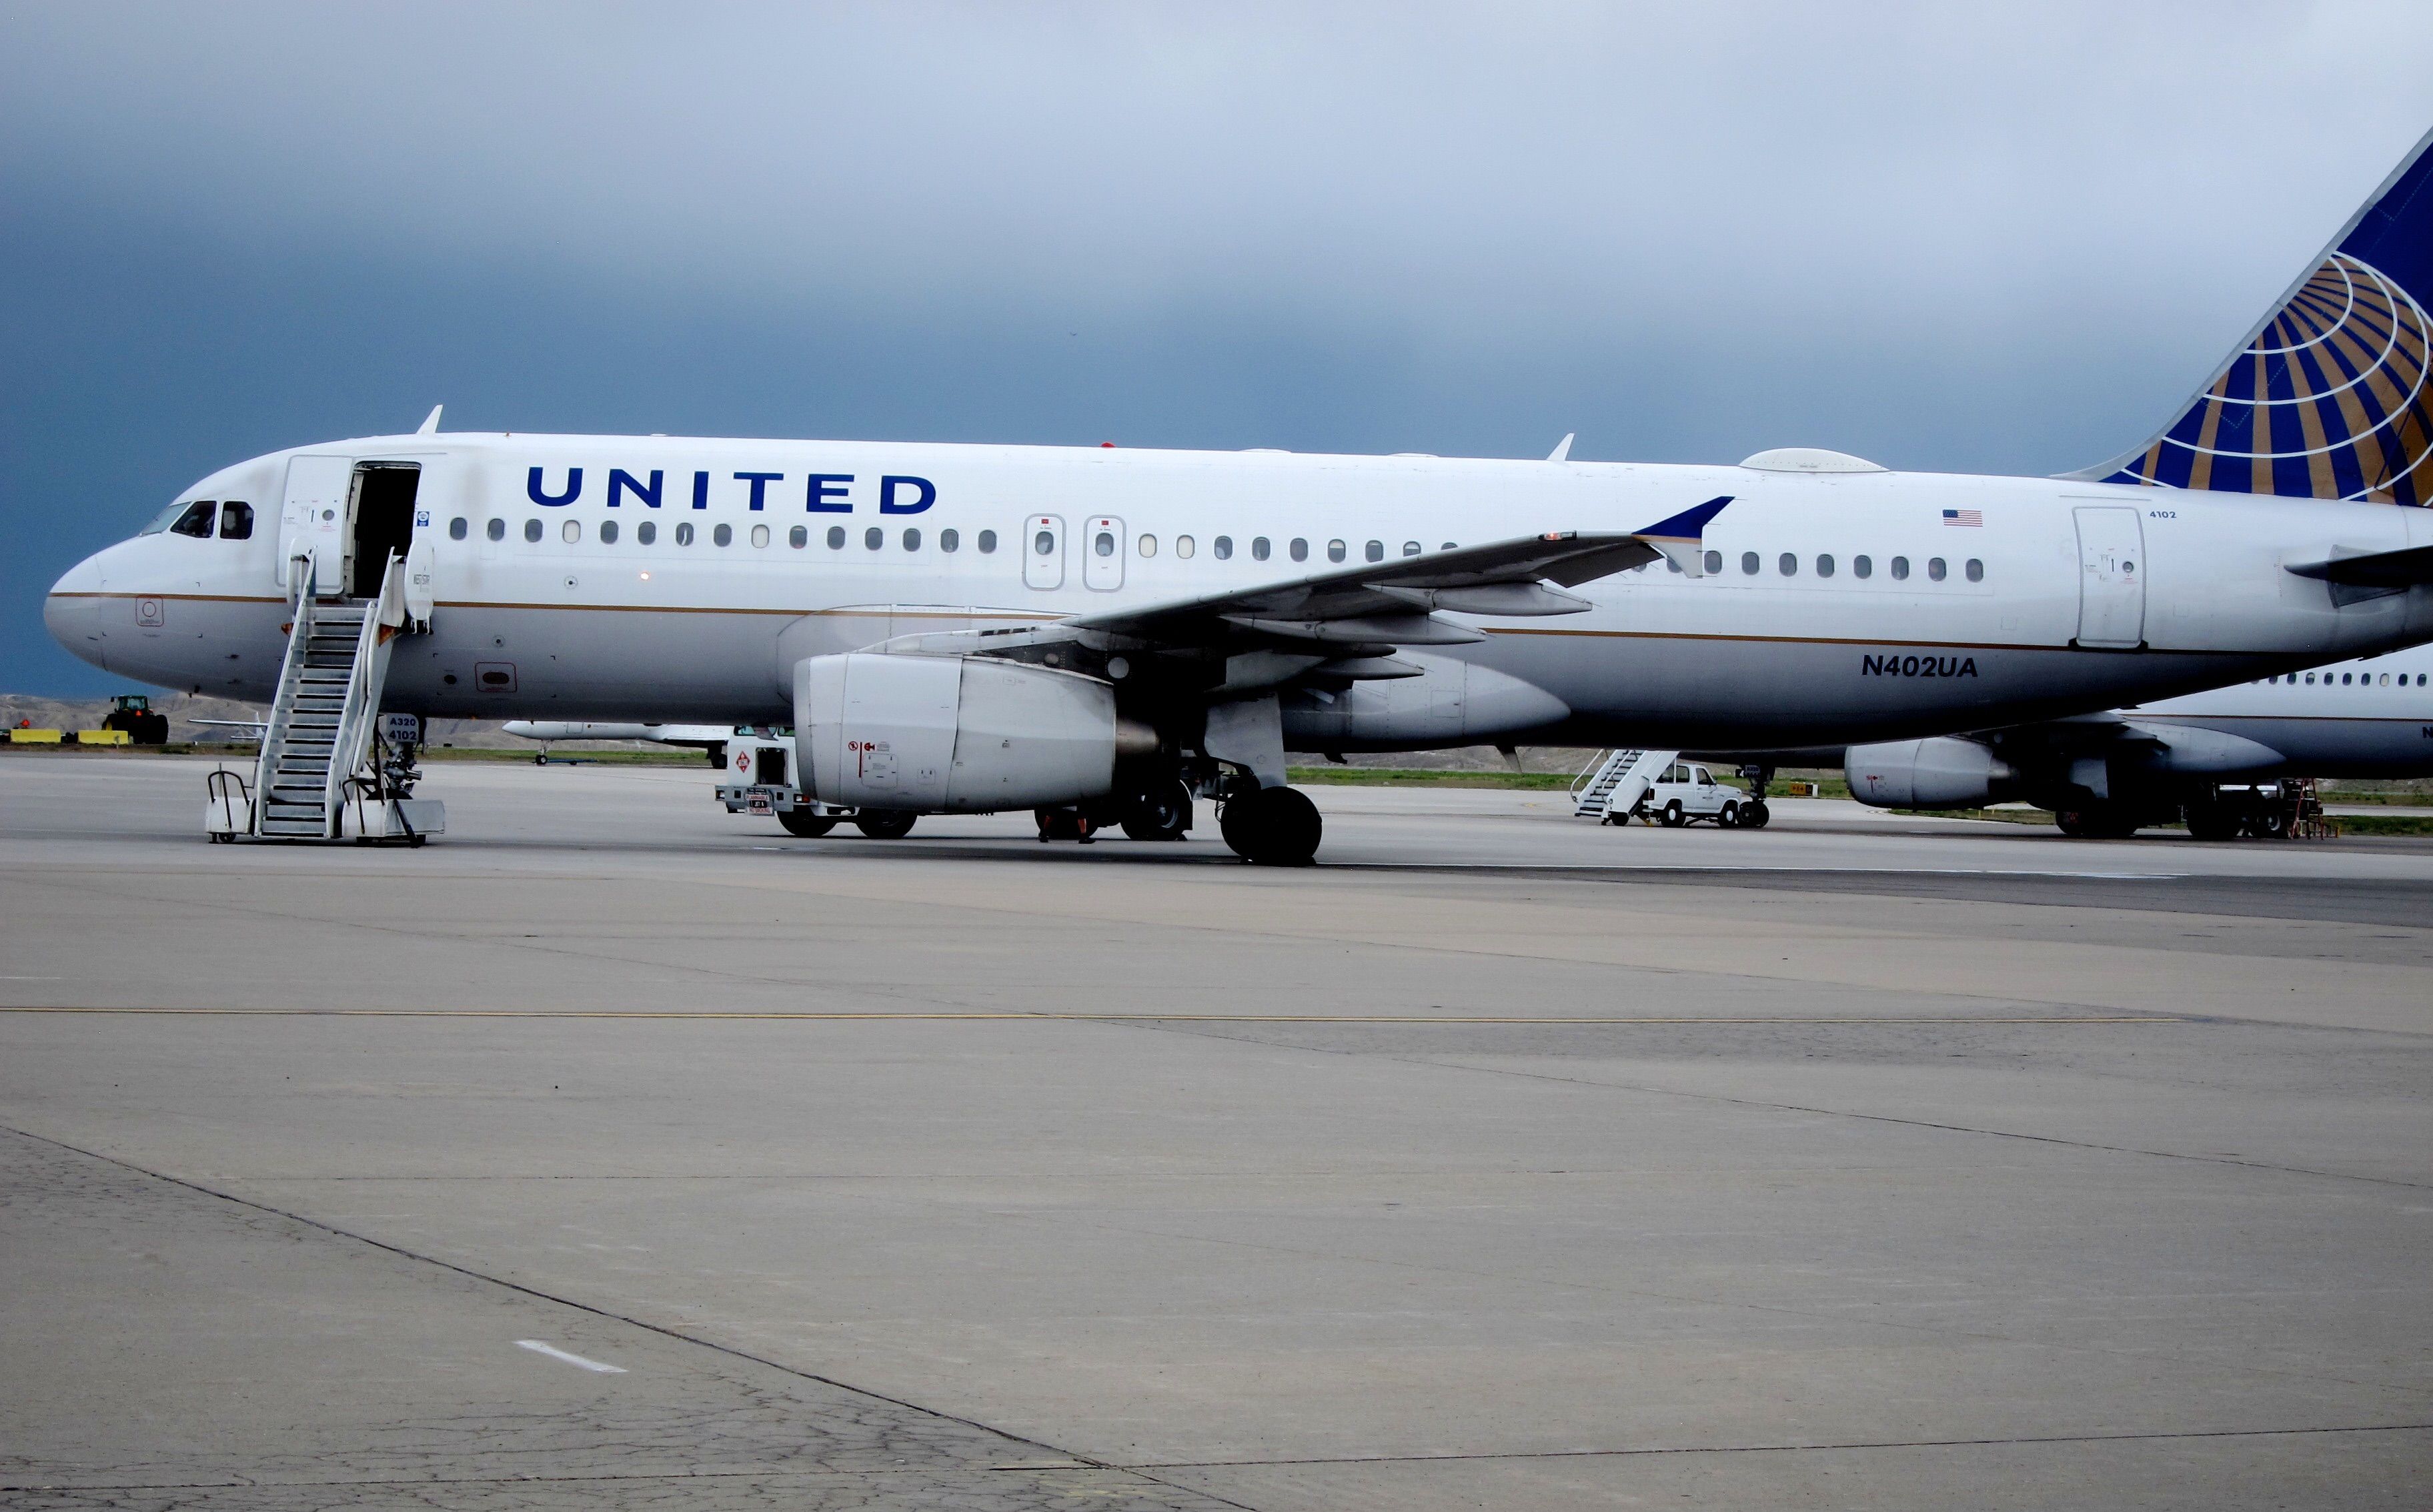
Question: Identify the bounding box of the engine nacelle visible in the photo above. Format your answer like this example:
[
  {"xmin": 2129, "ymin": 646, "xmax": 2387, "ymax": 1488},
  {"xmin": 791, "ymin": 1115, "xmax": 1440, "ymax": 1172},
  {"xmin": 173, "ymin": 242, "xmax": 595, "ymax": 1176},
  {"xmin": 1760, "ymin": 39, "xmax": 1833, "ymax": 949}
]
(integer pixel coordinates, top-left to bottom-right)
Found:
[
  {"xmin": 794, "ymin": 652, "xmax": 1145, "ymax": 812},
  {"xmin": 1845, "ymin": 737, "xmax": 2019, "ymax": 808}
]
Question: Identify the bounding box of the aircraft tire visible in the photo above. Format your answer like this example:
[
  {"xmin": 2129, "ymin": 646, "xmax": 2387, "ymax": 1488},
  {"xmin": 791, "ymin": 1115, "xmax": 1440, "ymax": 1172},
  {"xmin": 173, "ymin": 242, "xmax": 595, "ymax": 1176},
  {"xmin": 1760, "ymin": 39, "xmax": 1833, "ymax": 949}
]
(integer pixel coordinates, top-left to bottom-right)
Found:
[
  {"xmin": 1221, "ymin": 786, "xmax": 1321, "ymax": 865},
  {"xmin": 854, "ymin": 809, "xmax": 918, "ymax": 840},
  {"xmin": 2057, "ymin": 804, "xmax": 2138, "ymax": 840},
  {"xmin": 705, "ymin": 744, "xmax": 726, "ymax": 768},
  {"xmin": 1120, "ymin": 779, "xmax": 1193, "ymax": 842},
  {"xmin": 1739, "ymin": 800, "xmax": 1770, "ymax": 830},
  {"xmin": 778, "ymin": 808, "xmax": 838, "ymax": 838}
]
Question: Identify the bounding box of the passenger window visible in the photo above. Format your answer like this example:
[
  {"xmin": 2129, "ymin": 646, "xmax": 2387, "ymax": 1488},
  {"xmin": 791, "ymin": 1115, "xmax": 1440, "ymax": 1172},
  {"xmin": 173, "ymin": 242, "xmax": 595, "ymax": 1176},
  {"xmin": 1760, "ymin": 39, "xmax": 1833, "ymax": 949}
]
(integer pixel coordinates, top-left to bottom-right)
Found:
[
  {"xmin": 1703, "ymin": 550, "xmax": 1721, "ymax": 573},
  {"xmin": 563, "ymin": 519, "xmax": 582, "ymax": 544},
  {"xmin": 1778, "ymin": 552, "xmax": 1797, "ymax": 576},
  {"xmin": 637, "ymin": 521, "xmax": 657, "ymax": 546},
  {"xmin": 1253, "ymin": 537, "xmax": 1271, "ymax": 560},
  {"xmin": 448, "ymin": 516, "xmax": 468, "ymax": 541},
  {"xmin": 1853, "ymin": 554, "xmax": 1871, "ymax": 578},
  {"xmin": 2305, "ymin": 672, "xmax": 2315, "ymax": 684},
  {"xmin": 600, "ymin": 520, "xmax": 619, "ymax": 544},
  {"xmin": 487, "ymin": 518, "xmax": 506, "ymax": 542},
  {"xmin": 1965, "ymin": 558, "xmax": 1983, "ymax": 582},
  {"xmin": 170, "ymin": 500, "xmax": 215, "ymax": 538},
  {"xmin": 2380, "ymin": 672, "xmax": 2390, "ymax": 686},
  {"xmin": 1214, "ymin": 536, "xmax": 1233, "ymax": 560},
  {"xmin": 220, "ymin": 502, "xmax": 254, "ymax": 540},
  {"xmin": 1741, "ymin": 552, "xmax": 1759, "ymax": 575},
  {"xmin": 828, "ymin": 526, "xmax": 846, "ymax": 549},
  {"xmin": 978, "ymin": 529, "xmax": 997, "ymax": 553},
  {"xmin": 1890, "ymin": 556, "xmax": 1909, "ymax": 580},
  {"xmin": 1816, "ymin": 554, "xmax": 1835, "ymax": 578},
  {"xmin": 1927, "ymin": 556, "xmax": 1946, "ymax": 581},
  {"xmin": 524, "ymin": 518, "xmax": 543, "ymax": 543},
  {"xmin": 750, "ymin": 524, "xmax": 770, "ymax": 548},
  {"xmin": 675, "ymin": 522, "xmax": 694, "ymax": 546},
  {"xmin": 1327, "ymin": 539, "xmax": 1347, "ymax": 563},
  {"xmin": 714, "ymin": 523, "xmax": 733, "ymax": 547},
  {"xmin": 2341, "ymin": 672, "xmax": 2352, "ymax": 685},
  {"xmin": 940, "ymin": 528, "xmax": 959, "ymax": 552},
  {"xmin": 902, "ymin": 528, "xmax": 920, "ymax": 551},
  {"xmin": 869, "ymin": 527, "xmax": 886, "ymax": 550},
  {"xmin": 1291, "ymin": 538, "xmax": 1309, "ymax": 562},
  {"xmin": 1095, "ymin": 529, "xmax": 1116, "ymax": 557},
  {"xmin": 1034, "ymin": 528, "xmax": 1054, "ymax": 556},
  {"xmin": 1176, "ymin": 535, "xmax": 1195, "ymax": 560},
  {"xmin": 789, "ymin": 525, "xmax": 807, "ymax": 548},
  {"xmin": 1404, "ymin": 541, "xmax": 1422, "ymax": 557},
  {"xmin": 1365, "ymin": 540, "xmax": 1383, "ymax": 562},
  {"xmin": 1138, "ymin": 534, "xmax": 1158, "ymax": 558},
  {"xmin": 1441, "ymin": 542, "xmax": 1457, "ymax": 551}
]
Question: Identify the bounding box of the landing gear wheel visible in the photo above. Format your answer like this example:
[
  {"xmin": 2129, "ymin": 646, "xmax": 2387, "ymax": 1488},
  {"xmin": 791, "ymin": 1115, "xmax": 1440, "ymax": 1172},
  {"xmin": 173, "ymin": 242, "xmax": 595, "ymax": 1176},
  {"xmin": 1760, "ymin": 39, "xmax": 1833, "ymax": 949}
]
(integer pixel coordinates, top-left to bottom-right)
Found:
[
  {"xmin": 853, "ymin": 809, "xmax": 917, "ymax": 839},
  {"xmin": 2247, "ymin": 806, "xmax": 2290, "ymax": 840},
  {"xmin": 1034, "ymin": 806, "xmax": 1096, "ymax": 843},
  {"xmin": 534, "ymin": 752, "xmax": 548, "ymax": 765},
  {"xmin": 778, "ymin": 808, "xmax": 838, "ymax": 838},
  {"xmin": 1219, "ymin": 786, "xmax": 1323, "ymax": 866},
  {"xmin": 1717, "ymin": 800, "xmax": 1739, "ymax": 829},
  {"xmin": 2182, "ymin": 800, "xmax": 2239, "ymax": 842},
  {"xmin": 2058, "ymin": 804, "xmax": 2137, "ymax": 839},
  {"xmin": 1740, "ymin": 800, "xmax": 1770, "ymax": 830},
  {"xmin": 1659, "ymin": 799, "xmax": 1687, "ymax": 828},
  {"xmin": 1120, "ymin": 779, "xmax": 1193, "ymax": 842}
]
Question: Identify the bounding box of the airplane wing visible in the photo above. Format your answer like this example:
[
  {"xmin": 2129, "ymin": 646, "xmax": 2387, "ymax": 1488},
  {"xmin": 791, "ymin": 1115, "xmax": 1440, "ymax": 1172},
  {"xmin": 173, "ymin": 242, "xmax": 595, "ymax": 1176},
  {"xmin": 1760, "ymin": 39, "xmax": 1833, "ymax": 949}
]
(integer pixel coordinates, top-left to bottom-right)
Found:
[{"xmin": 879, "ymin": 498, "xmax": 1730, "ymax": 672}]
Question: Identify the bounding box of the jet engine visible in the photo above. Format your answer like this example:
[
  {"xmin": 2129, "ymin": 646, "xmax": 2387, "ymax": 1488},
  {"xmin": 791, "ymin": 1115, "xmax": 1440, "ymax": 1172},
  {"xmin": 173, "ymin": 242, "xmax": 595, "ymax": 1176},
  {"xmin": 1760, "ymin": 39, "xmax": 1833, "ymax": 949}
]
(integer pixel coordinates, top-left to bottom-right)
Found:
[
  {"xmin": 794, "ymin": 652, "xmax": 1154, "ymax": 812},
  {"xmin": 1845, "ymin": 737, "xmax": 2020, "ymax": 809}
]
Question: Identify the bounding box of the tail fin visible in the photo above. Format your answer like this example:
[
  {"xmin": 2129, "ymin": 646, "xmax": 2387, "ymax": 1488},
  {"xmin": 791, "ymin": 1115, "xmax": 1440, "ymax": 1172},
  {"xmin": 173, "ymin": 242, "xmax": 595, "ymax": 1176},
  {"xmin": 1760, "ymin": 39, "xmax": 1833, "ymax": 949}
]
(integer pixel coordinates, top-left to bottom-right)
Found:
[{"xmin": 2078, "ymin": 126, "xmax": 2433, "ymax": 504}]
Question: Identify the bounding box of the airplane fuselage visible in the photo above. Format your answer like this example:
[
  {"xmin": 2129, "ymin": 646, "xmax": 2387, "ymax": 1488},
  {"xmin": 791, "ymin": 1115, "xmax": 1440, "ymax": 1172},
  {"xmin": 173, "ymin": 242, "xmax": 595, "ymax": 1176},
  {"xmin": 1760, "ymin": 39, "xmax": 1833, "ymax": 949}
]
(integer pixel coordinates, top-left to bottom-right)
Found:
[{"xmin": 45, "ymin": 433, "xmax": 2433, "ymax": 755}]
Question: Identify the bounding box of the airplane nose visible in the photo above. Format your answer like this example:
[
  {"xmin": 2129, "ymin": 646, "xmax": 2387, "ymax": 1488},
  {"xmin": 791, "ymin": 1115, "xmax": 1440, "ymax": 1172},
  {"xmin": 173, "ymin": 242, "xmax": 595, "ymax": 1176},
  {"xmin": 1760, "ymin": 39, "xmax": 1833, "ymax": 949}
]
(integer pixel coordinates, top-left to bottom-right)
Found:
[{"xmin": 45, "ymin": 550, "xmax": 113, "ymax": 673}]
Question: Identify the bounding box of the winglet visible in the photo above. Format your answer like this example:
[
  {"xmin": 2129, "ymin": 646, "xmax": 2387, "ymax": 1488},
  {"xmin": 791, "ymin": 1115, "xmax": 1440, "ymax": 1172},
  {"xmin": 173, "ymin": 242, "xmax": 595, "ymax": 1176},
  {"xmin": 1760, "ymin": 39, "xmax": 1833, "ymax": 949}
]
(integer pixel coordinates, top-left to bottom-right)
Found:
[
  {"xmin": 1633, "ymin": 495, "xmax": 1732, "ymax": 576},
  {"xmin": 1547, "ymin": 433, "xmax": 1574, "ymax": 463},
  {"xmin": 416, "ymin": 404, "xmax": 444, "ymax": 436}
]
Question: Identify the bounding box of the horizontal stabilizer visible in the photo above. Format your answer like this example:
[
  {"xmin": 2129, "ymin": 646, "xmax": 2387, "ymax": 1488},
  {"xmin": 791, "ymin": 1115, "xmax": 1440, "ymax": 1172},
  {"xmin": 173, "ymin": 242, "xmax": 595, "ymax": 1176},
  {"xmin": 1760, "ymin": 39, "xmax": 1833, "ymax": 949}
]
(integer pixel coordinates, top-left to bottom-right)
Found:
[{"xmin": 2286, "ymin": 542, "xmax": 2433, "ymax": 588}]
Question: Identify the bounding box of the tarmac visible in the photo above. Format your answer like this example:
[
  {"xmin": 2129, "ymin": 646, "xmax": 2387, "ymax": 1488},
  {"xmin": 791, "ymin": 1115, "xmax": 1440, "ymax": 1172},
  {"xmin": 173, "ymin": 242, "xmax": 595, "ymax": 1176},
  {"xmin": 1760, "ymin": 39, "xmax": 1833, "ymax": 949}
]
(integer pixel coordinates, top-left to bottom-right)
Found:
[{"xmin": 2, "ymin": 754, "xmax": 2429, "ymax": 1509}]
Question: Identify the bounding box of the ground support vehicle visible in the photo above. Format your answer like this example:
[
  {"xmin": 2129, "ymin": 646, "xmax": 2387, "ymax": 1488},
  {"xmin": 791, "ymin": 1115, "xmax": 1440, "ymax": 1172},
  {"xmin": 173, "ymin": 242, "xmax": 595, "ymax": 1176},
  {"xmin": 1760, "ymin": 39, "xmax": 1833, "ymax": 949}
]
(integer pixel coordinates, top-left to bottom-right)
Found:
[{"xmin": 1639, "ymin": 762, "xmax": 1748, "ymax": 828}]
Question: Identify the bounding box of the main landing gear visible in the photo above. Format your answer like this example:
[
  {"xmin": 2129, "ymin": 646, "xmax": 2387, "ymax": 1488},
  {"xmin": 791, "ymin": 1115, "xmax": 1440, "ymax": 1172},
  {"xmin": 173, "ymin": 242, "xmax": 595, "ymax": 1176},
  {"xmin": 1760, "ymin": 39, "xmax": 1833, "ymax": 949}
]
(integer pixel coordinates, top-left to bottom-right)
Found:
[{"xmin": 1219, "ymin": 786, "xmax": 1322, "ymax": 866}]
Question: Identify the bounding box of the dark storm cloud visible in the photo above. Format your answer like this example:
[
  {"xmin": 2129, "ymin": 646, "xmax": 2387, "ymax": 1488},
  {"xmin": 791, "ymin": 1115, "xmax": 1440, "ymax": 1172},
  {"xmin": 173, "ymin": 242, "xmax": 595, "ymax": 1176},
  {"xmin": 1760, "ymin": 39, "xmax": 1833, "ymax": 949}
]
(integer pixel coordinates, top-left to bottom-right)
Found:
[{"xmin": 5, "ymin": 2, "xmax": 2432, "ymax": 690}]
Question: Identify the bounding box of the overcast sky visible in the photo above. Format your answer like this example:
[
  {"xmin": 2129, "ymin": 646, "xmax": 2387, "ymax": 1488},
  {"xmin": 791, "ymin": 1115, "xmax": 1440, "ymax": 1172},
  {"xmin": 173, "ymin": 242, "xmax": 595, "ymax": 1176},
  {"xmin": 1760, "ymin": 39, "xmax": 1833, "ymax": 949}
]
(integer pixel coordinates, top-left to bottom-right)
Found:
[{"xmin": 6, "ymin": 2, "xmax": 2432, "ymax": 693}]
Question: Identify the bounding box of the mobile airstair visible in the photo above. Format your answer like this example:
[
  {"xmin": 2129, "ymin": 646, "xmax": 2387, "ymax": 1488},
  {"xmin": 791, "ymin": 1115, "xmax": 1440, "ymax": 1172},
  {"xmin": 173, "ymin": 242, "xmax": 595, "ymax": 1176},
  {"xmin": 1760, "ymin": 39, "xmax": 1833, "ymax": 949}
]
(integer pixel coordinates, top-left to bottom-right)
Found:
[
  {"xmin": 1570, "ymin": 748, "xmax": 1677, "ymax": 824},
  {"xmin": 205, "ymin": 553, "xmax": 442, "ymax": 844}
]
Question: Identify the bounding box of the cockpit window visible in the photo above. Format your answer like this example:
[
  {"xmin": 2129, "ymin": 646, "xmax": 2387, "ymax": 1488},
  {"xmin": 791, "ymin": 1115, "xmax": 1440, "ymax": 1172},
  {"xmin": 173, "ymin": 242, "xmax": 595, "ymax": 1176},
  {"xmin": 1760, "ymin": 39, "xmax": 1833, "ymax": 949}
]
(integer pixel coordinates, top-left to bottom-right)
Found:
[
  {"xmin": 219, "ymin": 502, "xmax": 253, "ymax": 540},
  {"xmin": 141, "ymin": 500, "xmax": 199, "ymax": 536},
  {"xmin": 168, "ymin": 500, "xmax": 216, "ymax": 538}
]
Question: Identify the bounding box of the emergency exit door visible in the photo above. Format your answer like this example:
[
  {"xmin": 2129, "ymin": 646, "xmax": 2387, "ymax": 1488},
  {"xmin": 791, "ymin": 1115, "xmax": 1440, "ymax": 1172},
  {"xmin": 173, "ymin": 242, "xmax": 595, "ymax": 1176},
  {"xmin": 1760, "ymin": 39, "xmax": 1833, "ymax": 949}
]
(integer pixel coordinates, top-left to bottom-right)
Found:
[
  {"xmin": 2072, "ymin": 505, "xmax": 2146, "ymax": 648},
  {"xmin": 1023, "ymin": 514, "xmax": 1065, "ymax": 590}
]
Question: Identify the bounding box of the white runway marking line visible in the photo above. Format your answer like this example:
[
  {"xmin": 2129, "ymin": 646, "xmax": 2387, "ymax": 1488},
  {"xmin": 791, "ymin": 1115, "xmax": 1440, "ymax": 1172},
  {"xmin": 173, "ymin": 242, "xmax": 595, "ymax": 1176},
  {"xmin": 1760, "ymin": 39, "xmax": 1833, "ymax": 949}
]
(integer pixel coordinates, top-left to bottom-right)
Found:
[{"xmin": 515, "ymin": 1339, "xmax": 626, "ymax": 1373}]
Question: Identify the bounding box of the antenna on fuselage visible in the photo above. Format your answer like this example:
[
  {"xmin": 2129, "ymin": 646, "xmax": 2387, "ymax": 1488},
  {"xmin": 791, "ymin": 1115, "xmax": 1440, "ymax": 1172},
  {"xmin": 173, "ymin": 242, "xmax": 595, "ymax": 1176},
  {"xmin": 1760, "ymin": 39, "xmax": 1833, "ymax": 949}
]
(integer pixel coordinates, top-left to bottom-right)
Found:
[
  {"xmin": 1547, "ymin": 433, "xmax": 1574, "ymax": 462},
  {"xmin": 416, "ymin": 404, "xmax": 443, "ymax": 436}
]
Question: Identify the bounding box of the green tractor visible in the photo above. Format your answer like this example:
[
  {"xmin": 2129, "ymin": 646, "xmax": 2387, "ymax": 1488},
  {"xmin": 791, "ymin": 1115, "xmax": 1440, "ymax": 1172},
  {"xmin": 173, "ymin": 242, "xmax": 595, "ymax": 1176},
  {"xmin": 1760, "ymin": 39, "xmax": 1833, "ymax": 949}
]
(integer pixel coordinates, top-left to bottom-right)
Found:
[{"xmin": 100, "ymin": 694, "xmax": 170, "ymax": 745}]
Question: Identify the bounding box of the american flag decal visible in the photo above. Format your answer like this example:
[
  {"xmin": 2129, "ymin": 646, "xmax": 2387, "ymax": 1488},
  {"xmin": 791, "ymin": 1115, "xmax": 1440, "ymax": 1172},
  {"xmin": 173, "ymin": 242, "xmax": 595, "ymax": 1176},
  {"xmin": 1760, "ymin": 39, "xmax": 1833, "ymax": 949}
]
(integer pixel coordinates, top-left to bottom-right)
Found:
[{"xmin": 1941, "ymin": 508, "xmax": 1982, "ymax": 527}]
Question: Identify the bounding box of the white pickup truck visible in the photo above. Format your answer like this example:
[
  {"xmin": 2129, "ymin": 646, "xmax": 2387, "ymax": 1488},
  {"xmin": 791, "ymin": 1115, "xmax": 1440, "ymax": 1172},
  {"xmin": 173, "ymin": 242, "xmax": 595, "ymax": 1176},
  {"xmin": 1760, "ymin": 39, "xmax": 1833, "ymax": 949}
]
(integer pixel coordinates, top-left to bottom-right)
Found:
[{"xmin": 1639, "ymin": 762, "xmax": 1755, "ymax": 828}]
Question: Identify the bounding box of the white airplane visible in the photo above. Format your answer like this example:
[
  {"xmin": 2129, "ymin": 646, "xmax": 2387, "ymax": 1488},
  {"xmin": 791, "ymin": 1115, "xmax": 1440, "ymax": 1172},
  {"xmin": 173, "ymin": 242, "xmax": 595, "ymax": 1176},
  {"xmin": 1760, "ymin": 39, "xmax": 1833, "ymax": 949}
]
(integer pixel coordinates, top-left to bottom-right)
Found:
[
  {"xmin": 501, "ymin": 720, "xmax": 734, "ymax": 765},
  {"xmin": 1845, "ymin": 646, "xmax": 2433, "ymax": 837},
  {"xmin": 44, "ymin": 131, "xmax": 2433, "ymax": 862}
]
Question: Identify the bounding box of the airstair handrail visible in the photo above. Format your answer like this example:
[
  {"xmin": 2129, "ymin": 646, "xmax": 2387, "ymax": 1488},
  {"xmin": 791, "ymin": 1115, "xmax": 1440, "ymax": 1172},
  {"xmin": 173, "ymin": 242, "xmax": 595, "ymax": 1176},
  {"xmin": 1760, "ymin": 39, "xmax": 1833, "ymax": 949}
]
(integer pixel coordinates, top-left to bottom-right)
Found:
[
  {"xmin": 323, "ymin": 553, "xmax": 403, "ymax": 836},
  {"xmin": 250, "ymin": 558, "xmax": 320, "ymax": 831},
  {"xmin": 1570, "ymin": 750, "xmax": 1615, "ymax": 798}
]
